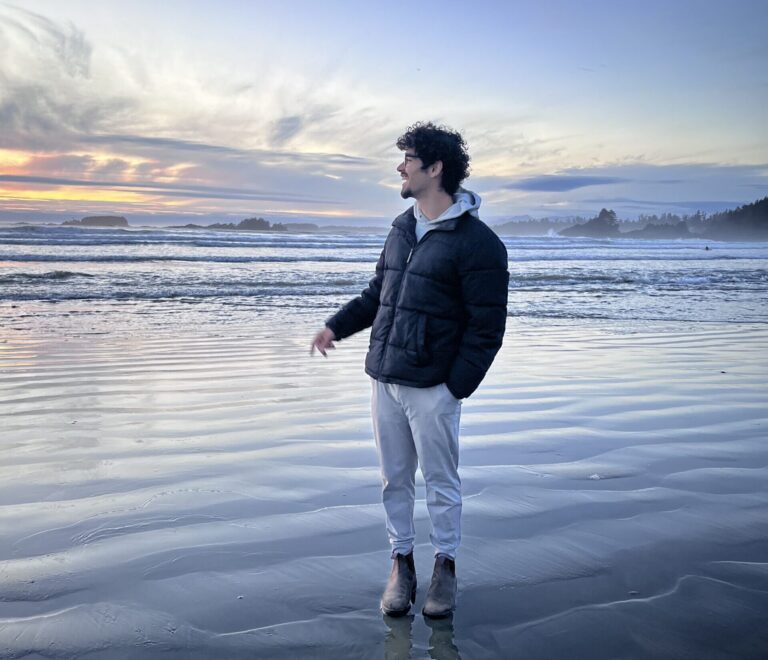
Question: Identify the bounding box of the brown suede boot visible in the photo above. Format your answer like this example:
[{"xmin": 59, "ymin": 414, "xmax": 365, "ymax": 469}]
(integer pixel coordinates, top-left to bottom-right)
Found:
[
  {"xmin": 422, "ymin": 554, "xmax": 457, "ymax": 618},
  {"xmin": 380, "ymin": 552, "xmax": 417, "ymax": 616}
]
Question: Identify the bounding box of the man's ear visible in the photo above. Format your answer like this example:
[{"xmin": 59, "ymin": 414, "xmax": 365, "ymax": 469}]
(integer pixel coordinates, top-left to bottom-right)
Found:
[{"xmin": 428, "ymin": 160, "xmax": 443, "ymax": 179}]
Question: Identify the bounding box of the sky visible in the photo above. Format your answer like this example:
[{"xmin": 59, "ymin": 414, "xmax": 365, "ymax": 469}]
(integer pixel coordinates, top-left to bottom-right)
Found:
[{"xmin": 0, "ymin": 0, "xmax": 766, "ymax": 226}]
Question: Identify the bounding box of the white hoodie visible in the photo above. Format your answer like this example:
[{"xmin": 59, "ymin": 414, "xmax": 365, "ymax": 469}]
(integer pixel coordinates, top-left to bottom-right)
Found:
[{"xmin": 413, "ymin": 188, "xmax": 481, "ymax": 242}]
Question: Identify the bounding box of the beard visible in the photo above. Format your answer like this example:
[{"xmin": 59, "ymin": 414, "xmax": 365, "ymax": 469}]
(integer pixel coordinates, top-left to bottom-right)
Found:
[{"xmin": 400, "ymin": 181, "xmax": 413, "ymax": 199}]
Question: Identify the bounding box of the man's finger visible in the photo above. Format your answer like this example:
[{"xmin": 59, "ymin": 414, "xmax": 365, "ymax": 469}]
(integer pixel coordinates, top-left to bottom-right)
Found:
[{"xmin": 311, "ymin": 339, "xmax": 327, "ymax": 357}]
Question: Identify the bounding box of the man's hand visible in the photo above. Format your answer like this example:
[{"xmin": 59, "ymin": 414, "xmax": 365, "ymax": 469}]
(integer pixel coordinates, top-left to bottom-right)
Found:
[{"xmin": 310, "ymin": 327, "xmax": 336, "ymax": 357}]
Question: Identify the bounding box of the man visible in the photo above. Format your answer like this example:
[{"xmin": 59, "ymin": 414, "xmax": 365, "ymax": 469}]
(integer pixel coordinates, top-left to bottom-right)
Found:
[{"xmin": 311, "ymin": 121, "xmax": 508, "ymax": 617}]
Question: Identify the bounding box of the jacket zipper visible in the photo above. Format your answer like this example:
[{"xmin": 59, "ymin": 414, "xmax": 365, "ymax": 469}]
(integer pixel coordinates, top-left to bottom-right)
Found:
[
  {"xmin": 396, "ymin": 232, "xmax": 435, "ymax": 311},
  {"xmin": 378, "ymin": 231, "xmax": 437, "ymax": 373}
]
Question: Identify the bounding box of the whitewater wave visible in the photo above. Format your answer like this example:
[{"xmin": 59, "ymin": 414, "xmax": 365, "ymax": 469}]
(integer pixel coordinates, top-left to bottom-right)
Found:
[
  {"xmin": 0, "ymin": 254, "xmax": 374, "ymax": 264},
  {"xmin": 0, "ymin": 270, "xmax": 94, "ymax": 284}
]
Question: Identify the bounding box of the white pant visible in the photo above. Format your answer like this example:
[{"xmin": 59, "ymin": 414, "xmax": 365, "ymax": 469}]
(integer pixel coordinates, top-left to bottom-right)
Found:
[{"xmin": 371, "ymin": 379, "xmax": 462, "ymax": 559}]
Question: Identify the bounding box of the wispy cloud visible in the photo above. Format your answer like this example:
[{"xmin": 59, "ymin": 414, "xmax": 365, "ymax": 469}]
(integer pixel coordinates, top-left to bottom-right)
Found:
[
  {"xmin": 83, "ymin": 134, "xmax": 375, "ymax": 167},
  {"xmin": 270, "ymin": 116, "xmax": 303, "ymax": 146},
  {"xmin": 0, "ymin": 5, "xmax": 391, "ymax": 159},
  {"xmin": 0, "ymin": 6, "xmax": 137, "ymax": 150},
  {"xmin": 505, "ymin": 175, "xmax": 627, "ymax": 192},
  {"xmin": 0, "ymin": 174, "xmax": 341, "ymax": 204}
]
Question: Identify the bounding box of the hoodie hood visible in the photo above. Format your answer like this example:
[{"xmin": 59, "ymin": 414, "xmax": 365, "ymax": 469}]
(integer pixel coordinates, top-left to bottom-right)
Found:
[
  {"xmin": 413, "ymin": 188, "xmax": 481, "ymax": 241},
  {"xmin": 414, "ymin": 187, "xmax": 482, "ymax": 224}
]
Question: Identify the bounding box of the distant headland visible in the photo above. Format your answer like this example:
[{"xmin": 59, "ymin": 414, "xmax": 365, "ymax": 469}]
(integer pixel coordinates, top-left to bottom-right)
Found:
[
  {"xmin": 555, "ymin": 197, "xmax": 768, "ymax": 241},
  {"xmin": 63, "ymin": 215, "xmax": 129, "ymax": 228}
]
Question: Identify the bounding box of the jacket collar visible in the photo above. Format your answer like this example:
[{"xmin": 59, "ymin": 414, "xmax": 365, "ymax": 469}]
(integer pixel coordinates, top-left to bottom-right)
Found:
[{"xmin": 392, "ymin": 207, "xmax": 463, "ymax": 235}]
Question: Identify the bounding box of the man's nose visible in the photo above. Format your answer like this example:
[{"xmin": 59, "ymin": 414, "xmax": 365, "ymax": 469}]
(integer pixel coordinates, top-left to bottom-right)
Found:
[{"xmin": 397, "ymin": 161, "xmax": 404, "ymax": 172}]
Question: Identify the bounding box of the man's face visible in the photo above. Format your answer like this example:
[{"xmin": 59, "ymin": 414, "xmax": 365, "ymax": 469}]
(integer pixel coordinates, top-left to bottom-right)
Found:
[{"xmin": 397, "ymin": 150, "xmax": 429, "ymax": 200}]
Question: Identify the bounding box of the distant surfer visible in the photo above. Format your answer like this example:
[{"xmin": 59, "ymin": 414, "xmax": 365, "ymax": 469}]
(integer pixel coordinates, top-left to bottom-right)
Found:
[{"xmin": 311, "ymin": 122, "xmax": 508, "ymax": 617}]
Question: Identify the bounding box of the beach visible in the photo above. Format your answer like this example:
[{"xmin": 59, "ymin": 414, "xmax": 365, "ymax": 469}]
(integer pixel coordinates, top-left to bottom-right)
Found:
[
  {"xmin": 1, "ymin": 227, "xmax": 767, "ymax": 658},
  {"xmin": 1, "ymin": 314, "xmax": 767, "ymax": 658}
]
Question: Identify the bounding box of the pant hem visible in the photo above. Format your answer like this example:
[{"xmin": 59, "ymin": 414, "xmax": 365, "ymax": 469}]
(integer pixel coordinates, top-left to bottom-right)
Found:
[{"xmin": 434, "ymin": 549, "xmax": 457, "ymax": 560}]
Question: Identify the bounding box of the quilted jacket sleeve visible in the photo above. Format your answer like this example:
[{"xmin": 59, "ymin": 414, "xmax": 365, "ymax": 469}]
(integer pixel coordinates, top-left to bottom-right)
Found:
[
  {"xmin": 325, "ymin": 246, "xmax": 385, "ymax": 341},
  {"xmin": 446, "ymin": 230, "xmax": 509, "ymax": 399}
]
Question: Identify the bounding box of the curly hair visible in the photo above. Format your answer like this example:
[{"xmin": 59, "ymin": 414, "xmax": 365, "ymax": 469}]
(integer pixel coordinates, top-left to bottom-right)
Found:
[{"xmin": 396, "ymin": 121, "xmax": 470, "ymax": 195}]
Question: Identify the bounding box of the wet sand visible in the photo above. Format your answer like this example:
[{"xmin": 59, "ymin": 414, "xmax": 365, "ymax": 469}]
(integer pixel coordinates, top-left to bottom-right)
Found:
[{"xmin": 1, "ymin": 318, "xmax": 767, "ymax": 658}]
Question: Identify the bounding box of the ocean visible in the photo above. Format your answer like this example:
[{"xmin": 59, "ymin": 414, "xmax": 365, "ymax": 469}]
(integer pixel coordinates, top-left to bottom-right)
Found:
[{"xmin": 1, "ymin": 224, "xmax": 767, "ymax": 337}]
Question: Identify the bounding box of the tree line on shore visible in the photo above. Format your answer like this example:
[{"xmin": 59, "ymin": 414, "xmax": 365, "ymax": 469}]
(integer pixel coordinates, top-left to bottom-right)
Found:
[{"xmin": 557, "ymin": 197, "xmax": 768, "ymax": 240}]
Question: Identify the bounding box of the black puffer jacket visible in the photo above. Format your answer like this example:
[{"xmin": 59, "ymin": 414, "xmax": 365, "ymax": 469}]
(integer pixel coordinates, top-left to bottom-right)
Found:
[{"xmin": 326, "ymin": 208, "xmax": 508, "ymax": 399}]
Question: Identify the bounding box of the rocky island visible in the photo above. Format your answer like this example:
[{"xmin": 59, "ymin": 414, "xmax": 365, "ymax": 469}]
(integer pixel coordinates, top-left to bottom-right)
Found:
[
  {"xmin": 171, "ymin": 217, "xmax": 320, "ymax": 232},
  {"xmin": 62, "ymin": 216, "xmax": 129, "ymax": 228}
]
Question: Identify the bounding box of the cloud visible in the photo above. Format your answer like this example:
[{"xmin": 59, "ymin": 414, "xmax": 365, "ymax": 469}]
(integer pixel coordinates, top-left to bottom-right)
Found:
[
  {"xmin": 505, "ymin": 174, "xmax": 627, "ymax": 192},
  {"xmin": 495, "ymin": 163, "xmax": 767, "ymax": 196},
  {"xmin": 83, "ymin": 134, "xmax": 241, "ymax": 155},
  {"xmin": 475, "ymin": 162, "xmax": 768, "ymax": 219},
  {"xmin": 0, "ymin": 174, "xmax": 341, "ymax": 204},
  {"xmin": 0, "ymin": 6, "xmax": 91, "ymax": 78},
  {"xmin": 90, "ymin": 158, "xmax": 132, "ymax": 178},
  {"xmin": 0, "ymin": 6, "xmax": 391, "ymax": 158},
  {"xmin": 0, "ymin": 6, "xmax": 137, "ymax": 149},
  {"xmin": 270, "ymin": 115, "xmax": 303, "ymax": 146},
  {"xmin": 23, "ymin": 153, "xmax": 96, "ymax": 176},
  {"xmin": 81, "ymin": 134, "xmax": 376, "ymax": 169}
]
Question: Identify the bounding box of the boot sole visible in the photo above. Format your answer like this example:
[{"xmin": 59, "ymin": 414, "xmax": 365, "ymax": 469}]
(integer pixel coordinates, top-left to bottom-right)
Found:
[
  {"xmin": 422, "ymin": 588, "xmax": 456, "ymax": 618},
  {"xmin": 381, "ymin": 582, "xmax": 417, "ymax": 617},
  {"xmin": 422, "ymin": 606, "xmax": 454, "ymax": 619}
]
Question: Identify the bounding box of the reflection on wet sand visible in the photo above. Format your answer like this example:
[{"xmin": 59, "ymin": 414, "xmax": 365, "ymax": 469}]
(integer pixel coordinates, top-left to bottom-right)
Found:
[
  {"xmin": 425, "ymin": 615, "xmax": 461, "ymax": 660},
  {"xmin": 383, "ymin": 613, "xmax": 461, "ymax": 660},
  {"xmin": 383, "ymin": 614, "xmax": 413, "ymax": 659}
]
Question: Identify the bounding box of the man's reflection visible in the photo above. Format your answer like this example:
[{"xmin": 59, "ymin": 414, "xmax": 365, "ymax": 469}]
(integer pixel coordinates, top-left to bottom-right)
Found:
[
  {"xmin": 382, "ymin": 613, "xmax": 461, "ymax": 660},
  {"xmin": 425, "ymin": 615, "xmax": 461, "ymax": 660},
  {"xmin": 383, "ymin": 614, "xmax": 414, "ymax": 659}
]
